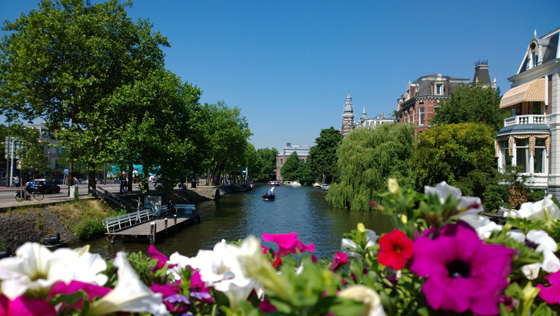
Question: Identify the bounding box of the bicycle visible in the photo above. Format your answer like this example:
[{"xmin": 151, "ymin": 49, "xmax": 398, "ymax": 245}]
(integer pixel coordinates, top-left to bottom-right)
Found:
[{"xmin": 14, "ymin": 190, "xmax": 44, "ymax": 201}]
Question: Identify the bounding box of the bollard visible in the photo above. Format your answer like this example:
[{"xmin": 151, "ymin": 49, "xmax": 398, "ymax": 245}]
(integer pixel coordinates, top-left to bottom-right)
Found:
[
  {"xmin": 164, "ymin": 218, "xmax": 168, "ymax": 235},
  {"xmin": 174, "ymin": 215, "xmax": 177, "ymax": 232},
  {"xmin": 149, "ymin": 222, "xmax": 157, "ymax": 243}
]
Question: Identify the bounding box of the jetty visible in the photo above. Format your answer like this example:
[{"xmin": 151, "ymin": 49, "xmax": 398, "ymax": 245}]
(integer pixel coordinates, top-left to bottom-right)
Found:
[{"xmin": 102, "ymin": 204, "xmax": 199, "ymax": 243}]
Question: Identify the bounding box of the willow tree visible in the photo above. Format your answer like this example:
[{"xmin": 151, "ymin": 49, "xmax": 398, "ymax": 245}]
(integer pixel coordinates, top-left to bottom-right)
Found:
[
  {"xmin": 0, "ymin": 0, "xmax": 169, "ymax": 194},
  {"xmin": 327, "ymin": 124, "xmax": 415, "ymax": 211}
]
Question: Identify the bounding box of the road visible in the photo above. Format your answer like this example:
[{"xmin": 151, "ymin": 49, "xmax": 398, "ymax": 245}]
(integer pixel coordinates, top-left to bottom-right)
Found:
[{"xmin": 0, "ymin": 183, "xmax": 125, "ymax": 209}]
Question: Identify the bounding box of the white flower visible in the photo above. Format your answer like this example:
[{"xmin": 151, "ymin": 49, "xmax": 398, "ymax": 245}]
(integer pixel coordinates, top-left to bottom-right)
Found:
[
  {"xmin": 424, "ymin": 181, "xmax": 483, "ymax": 215},
  {"xmin": 460, "ymin": 214, "xmax": 502, "ymax": 239},
  {"xmin": 505, "ymin": 195, "xmax": 560, "ymax": 224},
  {"xmin": 188, "ymin": 239, "xmax": 259, "ymax": 309},
  {"xmin": 89, "ymin": 251, "xmax": 167, "ymax": 316},
  {"xmin": 341, "ymin": 229, "xmax": 378, "ymax": 259},
  {"xmin": 338, "ymin": 285, "xmax": 386, "ymax": 316},
  {"xmin": 507, "ymin": 229, "xmax": 560, "ymax": 279},
  {"xmin": 0, "ymin": 243, "xmax": 107, "ymax": 300},
  {"xmin": 167, "ymin": 251, "xmax": 191, "ymax": 280}
]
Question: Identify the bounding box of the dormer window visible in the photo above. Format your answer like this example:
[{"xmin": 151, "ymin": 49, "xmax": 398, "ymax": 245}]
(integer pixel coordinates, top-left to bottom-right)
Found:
[
  {"xmin": 436, "ymin": 84, "xmax": 442, "ymax": 95},
  {"xmin": 529, "ymin": 42, "xmax": 539, "ymax": 69}
]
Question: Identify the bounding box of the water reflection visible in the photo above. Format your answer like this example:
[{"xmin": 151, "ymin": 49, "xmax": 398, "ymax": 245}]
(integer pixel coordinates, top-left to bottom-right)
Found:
[{"xmin": 82, "ymin": 184, "xmax": 395, "ymax": 260}]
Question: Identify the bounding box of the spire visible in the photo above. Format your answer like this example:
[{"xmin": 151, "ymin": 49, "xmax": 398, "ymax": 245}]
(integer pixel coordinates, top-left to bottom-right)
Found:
[
  {"xmin": 344, "ymin": 92, "xmax": 353, "ymax": 112},
  {"xmin": 534, "ymin": 29, "xmax": 537, "ymax": 38}
]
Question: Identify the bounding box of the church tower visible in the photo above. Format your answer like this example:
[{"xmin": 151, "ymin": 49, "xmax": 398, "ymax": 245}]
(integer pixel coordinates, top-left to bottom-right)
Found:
[{"xmin": 341, "ymin": 92, "xmax": 355, "ymax": 136}]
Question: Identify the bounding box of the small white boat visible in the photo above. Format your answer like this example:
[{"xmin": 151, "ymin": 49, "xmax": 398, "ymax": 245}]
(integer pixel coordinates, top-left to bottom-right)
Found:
[
  {"xmin": 320, "ymin": 184, "xmax": 330, "ymax": 191},
  {"xmin": 291, "ymin": 182, "xmax": 302, "ymax": 187},
  {"xmin": 313, "ymin": 183, "xmax": 321, "ymax": 188}
]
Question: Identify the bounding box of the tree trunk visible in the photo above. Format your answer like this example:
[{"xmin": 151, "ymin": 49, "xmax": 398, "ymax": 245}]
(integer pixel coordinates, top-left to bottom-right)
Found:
[
  {"xmin": 88, "ymin": 166, "xmax": 96, "ymax": 196},
  {"xmin": 128, "ymin": 164, "xmax": 133, "ymax": 192}
]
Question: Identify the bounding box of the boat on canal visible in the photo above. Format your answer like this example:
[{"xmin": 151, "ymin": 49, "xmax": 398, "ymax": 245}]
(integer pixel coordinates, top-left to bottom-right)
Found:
[
  {"xmin": 320, "ymin": 183, "xmax": 330, "ymax": 191},
  {"xmin": 263, "ymin": 186, "xmax": 275, "ymax": 201}
]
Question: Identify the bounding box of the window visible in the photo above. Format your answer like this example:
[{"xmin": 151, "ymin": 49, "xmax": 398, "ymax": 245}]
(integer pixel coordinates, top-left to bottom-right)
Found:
[
  {"xmin": 419, "ymin": 107, "xmax": 425, "ymax": 126},
  {"xmin": 499, "ymin": 141, "xmax": 511, "ymax": 172},
  {"xmin": 436, "ymin": 84, "xmax": 442, "ymax": 95},
  {"xmin": 515, "ymin": 139, "xmax": 529, "ymax": 172},
  {"xmin": 533, "ymin": 102, "xmax": 542, "ymax": 115},
  {"xmin": 530, "ymin": 43, "xmax": 538, "ymax": 68},
  {"xmin": 534, "ymin": 139, "xmax": 546, "ymax": 173},
  {"xmin": 280, "ymin": 159, "xmax": 283, "ymax": 165}
]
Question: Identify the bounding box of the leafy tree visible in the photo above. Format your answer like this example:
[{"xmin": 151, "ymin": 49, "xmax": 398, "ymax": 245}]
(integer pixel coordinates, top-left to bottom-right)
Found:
[
  {"xmin": 307, "ymin": 127, "xmax": 342, "ymax": 184},
  {"xmin": 297, "ymin": 162, "xmax": 315, "ymax": 185},
  {"xmin": 327, "ymin": 124, "xmax": 415, "ymax": 211},
  {"xmin": 105, "ymin": 68, "xmax": 202, "ymax": 191},
  {"xmin": 7, "ymin": 125, "xmax": 50, "ymax": 180},
  {"xmin": 430, "ymin": 85, "xmax": 508, "ymax": 132},
  {"xmin": 412, "ymin": 122, "xmax": 501, "ymax": 208},
  {"xmin": 281, "ymin": 152, "xmax": 302, "ymax": 181},
  {"xmin": 0, "ymin": 0, "xmax": 169, "ymax": 194},
  {"xmin": 255, "ymin": 148, "xmax": 279, "ymax": 181},
  {"xmin": 201, "ymin": 102, "xmax": 252, "ymax": 185}
]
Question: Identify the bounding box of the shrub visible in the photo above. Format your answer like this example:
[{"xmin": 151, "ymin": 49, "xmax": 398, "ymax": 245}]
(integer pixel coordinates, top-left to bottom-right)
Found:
[{"xmin": 75, "ymin": 218, "xmax": 104, "ymax": 240}]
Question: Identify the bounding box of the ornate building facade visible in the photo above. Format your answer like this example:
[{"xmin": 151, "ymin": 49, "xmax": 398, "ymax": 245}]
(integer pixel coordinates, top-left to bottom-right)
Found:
[
  {"xmin": 340, "ymin": 93, "xmax": 394, "ymax": 137},
  {"xmin": 495, "ymin": 28, "xmax": 560, "ymax": 194},
  {"xmin": 395, "ymin": 63, "xmax": 496, "ymax": 138}
]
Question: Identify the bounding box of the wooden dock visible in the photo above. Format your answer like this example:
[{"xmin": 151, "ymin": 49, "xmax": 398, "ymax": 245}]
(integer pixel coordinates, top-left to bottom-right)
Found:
[
  {"xmin": 107, "ymin": 215, "xmax": 199, "ymax": 243},
  {"xmin": 103, "ymin": 204, "xmax": 200, "ymax": 243}
]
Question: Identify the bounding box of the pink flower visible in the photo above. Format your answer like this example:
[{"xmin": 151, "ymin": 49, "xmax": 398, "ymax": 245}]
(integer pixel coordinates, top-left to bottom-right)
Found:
[
  {"xmin": 329, "ymin": 252, "xmax": 349, "ymax": 271},
  {"xmin": 537, "ymin": 270, "xmax": 560, "ymax": 303},
  {"xmin": 47, "ymin": 280, "xmax": 112, "ymax": 310},
  {"xmin": 262, "ymin": 232, "xmax": 315, "ymax": 267},
  {"xmin": 148, "ymin": 245, "xmax": 177, "ymax": 270},
  {"xmin": 0, "ymin": 294, "xmax": 56, "ymax": 316},
  {"xmin": 410, "ymin": 222, "xmax": 514, "ymax": 315},
  {"xmin": 151, "ymin": 283, "xmax": 187, "ymax": 312},
  {"xmin": 190, "ymin": 270, "xmax": 213, "ymax": 303},
  {"xmin": 377, "ymin": 229, "xmax": 414, "ymax": 270}
]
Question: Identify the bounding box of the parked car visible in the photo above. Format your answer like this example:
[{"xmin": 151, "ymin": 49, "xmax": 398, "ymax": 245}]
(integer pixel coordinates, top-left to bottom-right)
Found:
[{"xmin": 26, "ymin": 179, "xmax": 61, "ymax": 194}]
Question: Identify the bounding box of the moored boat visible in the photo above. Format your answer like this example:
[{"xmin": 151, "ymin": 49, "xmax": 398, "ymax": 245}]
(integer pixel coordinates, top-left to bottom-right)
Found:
[
  {"xmin": 313, "ymin": 183, "xmax": 321, "ymax": 188},
  {"xmin": 320, "ymin": 183, "xmax": 330, "ymax": 191}
]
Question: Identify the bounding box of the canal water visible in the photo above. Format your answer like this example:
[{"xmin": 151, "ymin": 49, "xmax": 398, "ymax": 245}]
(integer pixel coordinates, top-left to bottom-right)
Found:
[{"xmin": 84, "ymin": 184, "xmax": 395, "ymax": 260}]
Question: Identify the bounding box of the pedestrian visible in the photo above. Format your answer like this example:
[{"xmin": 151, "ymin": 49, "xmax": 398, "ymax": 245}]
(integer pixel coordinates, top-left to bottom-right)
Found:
[{"xmin": 167, "ymin": 199, "xmax": 174, "ymax": 213}]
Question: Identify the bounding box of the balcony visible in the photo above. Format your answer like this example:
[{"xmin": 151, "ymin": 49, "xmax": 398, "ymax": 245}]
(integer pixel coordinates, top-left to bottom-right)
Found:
[{"xmin": 503, "ymin": 115, "xmax": 547, "ymax": 127}]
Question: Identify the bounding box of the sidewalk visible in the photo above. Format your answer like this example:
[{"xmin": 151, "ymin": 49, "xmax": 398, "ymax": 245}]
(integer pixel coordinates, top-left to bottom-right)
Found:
[{"xmin": 0, "ymin": 184, "xmax": 96, "ymax": 210}]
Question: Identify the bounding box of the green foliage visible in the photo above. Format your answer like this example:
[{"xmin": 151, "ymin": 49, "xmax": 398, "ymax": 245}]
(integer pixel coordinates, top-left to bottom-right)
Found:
[
  {"xmin": 254, "ymin": 147, "xmax": 279, "ymax": 181},
  {"xmin": 430, "ymin": 85, "xmax": 508, "ymax": 133},
  {"xmin": 307, "ymin": 127, "xmax": 343, "ymax": 183},
  {"xmin": 281, "ymin": 152, "xmax": 302, "ymax": 181},
  {"xmin": 327, "ymin": 124, "xmax": 415, "ymax": 211},
  {"xmin": 413, "ymin": 122, "xmax": 500, "ymax": 205},
  {"xmin": 74, "ymin": 218, "xmax": 104, "ymax": 240},
  {"xmin": 201, "ymin": 102, "xmax": 252, "ymax": 185},
  {"xmin": 297, "ymin": 162, "xmax": 315, "ymax": 185}
]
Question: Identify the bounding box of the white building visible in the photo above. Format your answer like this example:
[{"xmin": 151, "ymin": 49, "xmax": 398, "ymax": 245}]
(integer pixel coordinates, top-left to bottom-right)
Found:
[
  {"xmin": 495, "ymin": 27, "xmax": 560, "ymax": 194},
  {"xmin": 341, "ymin": 93, "xmax": 394, "ymax": 137}
]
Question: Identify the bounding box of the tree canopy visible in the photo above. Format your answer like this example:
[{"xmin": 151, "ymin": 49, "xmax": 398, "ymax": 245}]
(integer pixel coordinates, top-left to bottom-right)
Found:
[
  {"xmin": 281, "ymin": 152, "xmax": 301, "ymax": 181},
  {"xmin": 327, "ymin": 124, "xmax": 415, "ymax": 211},
  {"xmin": 252, "ymin": 148, "xmax": 278, "ymax": 181},
  {"xmin": 0, "ymin": 0, "xmax": 172, "ymax": 192},
  {"xmin": 307, "ymin": 127, "xmax": 342, "ymax": 184},
  {"xmin": 430, "ymin": 85, "xmax": 508, "ymax": 133},
  {"xmin": 412, "ymin": 122, "xmax": 499, "ymax": 201}
]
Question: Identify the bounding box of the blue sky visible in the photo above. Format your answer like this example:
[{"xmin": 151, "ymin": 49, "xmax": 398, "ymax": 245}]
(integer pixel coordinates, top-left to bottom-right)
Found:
[{"xmin": 1, "ymin": 1, "xmax": 559, "ymax": 152}]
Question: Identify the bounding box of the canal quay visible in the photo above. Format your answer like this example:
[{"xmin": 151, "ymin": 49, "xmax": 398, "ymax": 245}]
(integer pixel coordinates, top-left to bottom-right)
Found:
[{"xmin": 82, "ymin": 184, "xmax": 395, "ymax": 260}]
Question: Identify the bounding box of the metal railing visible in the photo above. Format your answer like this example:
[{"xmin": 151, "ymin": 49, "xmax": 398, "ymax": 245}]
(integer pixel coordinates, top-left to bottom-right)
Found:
[
  {"xmin": 102, "ymin": 203, "xmax": 196, "ymax": 233},
  {"xmin": 504, "ymin": 115, "xmax": 547, "ymax": 127}
]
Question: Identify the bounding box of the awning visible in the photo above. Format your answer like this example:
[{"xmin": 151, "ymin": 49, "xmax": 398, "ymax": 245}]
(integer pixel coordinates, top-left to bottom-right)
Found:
[{"xmin": 500, "ymin": 77, "xmax": 545, "ymax": 109}]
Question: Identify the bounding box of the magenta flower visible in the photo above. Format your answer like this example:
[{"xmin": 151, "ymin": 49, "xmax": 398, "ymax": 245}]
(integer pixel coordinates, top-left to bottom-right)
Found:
[
  {"xmin": 151, "ymin": 282, "xmax": 187, "ymax": 312},
  {"xmin": 0, "ymin": 294, "xmax": 56, "ymax": 316},
  {"xmin": 48, "ymin": 280, "xmax": 112, "ymax": 309},
  {"xmin": 262, "ymin": 232, "xmax": 315, "ymax": 267},
  {"xmin": 410, "ymin": 222, "xmax": 514, "ymax": 315},
  {"xmin": 537, "ymin": 270, "xmax": 560, "ymax": 303},
  {"xmin": 329, "ymin": 252, "xmax": 349, "ymax": 271},
  {"xmin": 190, "ymin": 270, "xmax": 213, "ymax": 303},
  {"xmin": 148, "ymin": 245, "xmax": 177, "ymax": 270}
]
